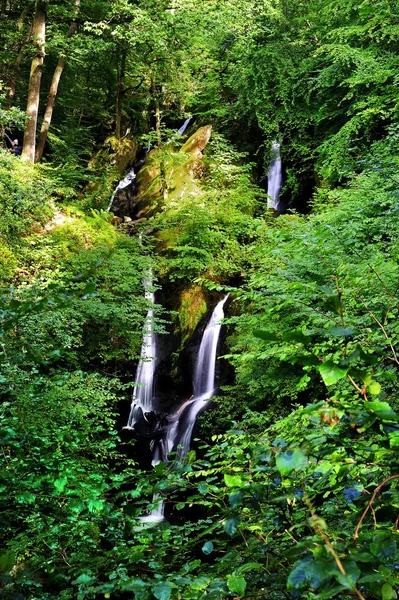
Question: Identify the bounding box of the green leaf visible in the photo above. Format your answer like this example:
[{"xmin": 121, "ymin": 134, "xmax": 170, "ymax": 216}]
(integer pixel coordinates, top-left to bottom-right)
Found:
[
  {"xmin": 0, "ymin": 552, "xmax": 15, "ymax": 573},
  {"xmin": 282, "ymin": 329, "xmax": 311, "ymax": 346},
  {"xmin": 152, "ymin": 581, "xmax": 173, "ymax": 600},
  {"xmin": 365, "ymin": 400, "xmax": 397, "ymax": 420},
  {"xmin": 121, "ymin": 579, "xmax": 148, "ymax": 593},
  {"xmin": 82, "ymin": 282, "xmax": 96, "ymax": 297},
  {"xmin": 253, "ymin": 329, "xmax": 279, "ymax": 342},
  {"xmin": 227, "ymin": 575, "xmax": 246, "ymax": 596},
  {"xmin": 224, "ymin": 517, "xmax": 240, "ymax": 536},
  {"xmin": 315, "ymin": 586, "xmax": 348, "ymax": 599},
  {"xmin": 382, "ymin": 583, "xmax": 395, "ymax": 600},
  {"xmin": 202, "ymin": 541, "xmax": 213, "ymax": 555},
  {"xmin": 370, "ymin": 533, "xmax": 397, "ymax": 559},
  {"xmin": 287, "ymin": 558, "xmax": 311, "ymax": 588},
  {"xmin": 74, "ymin": 574, "xmax": 95, "ymax": 585},
  {"xmin": 276, "ymin": 449, "xmax": 307, "ymax": 475},
  {"xmin": 337, "ymin": 561, "xmax": 361, "ymax": 588},
  {"xmin": 318, "ymin": 361, "xmax": 348, "ymax": 385},
  {"xmin": 389, "ymin": 431, "xmax": 399, "ymax": 448},
  {"xmin": 54, "ymin": 477, "xmax": 68, "ymax": 493},
  {"xmin": 198, "ymin": 482, "xmax": 209, "ymax": 495},
  {"xmin": 224, "ymin": 473, "xmax": 244, "ymax": 487},
  {"xmin": 368, "ymin": 381, "xmax": 381, "ymax": 395},
  {"xmin": 328, "ymin": 326, "xmax": 355, "ymax": 337}
]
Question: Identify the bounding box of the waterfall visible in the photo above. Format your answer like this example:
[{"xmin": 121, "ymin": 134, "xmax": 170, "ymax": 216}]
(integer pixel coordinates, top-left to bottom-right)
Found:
[
  {"xmin": 267, "ymin": 141, "xmax": 282, "ymax": 210},
  {"xmin": 177, "ymin": 117, "xmax": 191, "ymax": 137},
  {"xmin": 126, "ymin": 276, "xmax": 156, "ymax": 429},
  {"xmin": 137, "ymin": 294, "xmax": 228, "ymax": 523},
  {"xmin": 170, "ymin": 294, "xmax": 229, "ymax": 460},
  {"xmin": 106, "ymin": 166, "xmax": 136, "ymax": 212}
]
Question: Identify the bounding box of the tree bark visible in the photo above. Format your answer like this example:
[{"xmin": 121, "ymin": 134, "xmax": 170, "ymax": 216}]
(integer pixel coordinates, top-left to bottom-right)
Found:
[
  {"xmin": 35, "ymin": 0, "xmax": 80, "ymax": 162},
  {"xmin": 21, "ymin": 0, "xmax": 47, "ymax": 162}
]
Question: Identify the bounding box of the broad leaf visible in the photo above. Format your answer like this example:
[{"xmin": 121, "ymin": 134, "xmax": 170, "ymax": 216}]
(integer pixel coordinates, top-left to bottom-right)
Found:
[
  {"xmin": 318, "ymin": 361, "xmax": 348, "ymax": 385},
  {"xmin": 276, "ymin": 450, "xmax": 307, "ymax": 475},
  {"xmin": 227, "ymin": 575, "xmax": 246, "ymax": 596}
]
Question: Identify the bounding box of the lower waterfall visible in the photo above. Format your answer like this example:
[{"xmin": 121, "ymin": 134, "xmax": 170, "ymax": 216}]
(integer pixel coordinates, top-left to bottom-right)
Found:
[
  {"xmin": 125, "ymin": 277, "xmax": 156, "ymax": 430},
  {"xmin": 139, "ymin": 294, "xmax": 228, "ymax": 522}
]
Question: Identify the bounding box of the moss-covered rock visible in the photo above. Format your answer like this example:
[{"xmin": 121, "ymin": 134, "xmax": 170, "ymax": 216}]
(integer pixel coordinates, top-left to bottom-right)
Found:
[
  {"xmin": 176, "ymin": 284, "xmax": 208, "ymax": 345},
  {"xmin": 84, "ymin": 137, "xmax": 138, "ymax": 209},
  {"xmin": 134, "ymin": 126, "xmax": 212, "ymax": 218}
]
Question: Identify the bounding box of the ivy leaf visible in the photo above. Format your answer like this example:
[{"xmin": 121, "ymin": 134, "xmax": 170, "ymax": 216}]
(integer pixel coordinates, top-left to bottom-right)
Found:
[
  {"xmin": 202, "ymin": 541, "xmax": 213, "ymax": 555},
  {"xmin": 318, "ymin": 361, "xmax": 348, "ymax": 385},
  {"xmin": 276, "ymin": 450, "xmax": 307, "ymax": 475},
  {"xmin": 152, "ymin": 581, "xmax": 173, "ymax": 600},
  {"xmin": 227, "ymin": 575, "xmax": 246, "ymax": 596}
]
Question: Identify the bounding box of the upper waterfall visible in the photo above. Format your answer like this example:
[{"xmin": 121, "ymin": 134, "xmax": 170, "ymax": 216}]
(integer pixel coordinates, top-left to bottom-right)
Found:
[
  {"xmin": 267, "ymin": 140, "xmax": 282, "ymax": 210},
  {"xmin": 107, "ymin": 167, "xmax": 136, "ymax": 212}
]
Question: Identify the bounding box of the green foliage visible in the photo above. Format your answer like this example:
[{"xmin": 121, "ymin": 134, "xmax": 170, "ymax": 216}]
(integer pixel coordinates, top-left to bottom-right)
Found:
[{"xmin": 154, "ymin": 134, "xmax": 265, "ymax": 283}]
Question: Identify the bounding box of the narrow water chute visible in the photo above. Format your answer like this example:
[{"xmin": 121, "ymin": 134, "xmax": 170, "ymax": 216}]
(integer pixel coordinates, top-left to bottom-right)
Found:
[
  {"xmin": 107, "ymin": 167, "xmax": 136, "ymax": 212},
  {"xmin": 267, "ymin": 140, "xmax": 282, "ymax": 210},
  {"xmin": 126, "ymin": 276, "xmax": 156, "ymax": 429}
]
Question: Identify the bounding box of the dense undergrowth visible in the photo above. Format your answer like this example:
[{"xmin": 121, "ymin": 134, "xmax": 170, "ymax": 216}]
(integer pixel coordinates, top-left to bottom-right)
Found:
[
  {"xmin": 2, "ymin": 0, "xmax": 399, "ymax": 598},
  {"xmin": 2, "ymin": 124, "xmax": 399, "ymax": 600}
]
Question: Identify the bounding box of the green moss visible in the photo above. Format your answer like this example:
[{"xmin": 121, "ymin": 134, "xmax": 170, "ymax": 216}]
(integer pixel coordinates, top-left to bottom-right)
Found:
[{"xmin": 176, "ymin": 284, "xmax": 208, "ymax": 344}]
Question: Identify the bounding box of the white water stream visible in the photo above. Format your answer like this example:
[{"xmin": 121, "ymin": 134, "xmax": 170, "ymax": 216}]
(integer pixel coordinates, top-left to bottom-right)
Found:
[
  {"xmin": 126, "ymin": 276, "xmax": 156, "ymax": 429},
  {"xmin": 137, "ymin": 294, "xmax": 228, "ymax": 523},
  {"xmin": 267, "ymin": 140, "xmax": 282, "ymax": 210}
]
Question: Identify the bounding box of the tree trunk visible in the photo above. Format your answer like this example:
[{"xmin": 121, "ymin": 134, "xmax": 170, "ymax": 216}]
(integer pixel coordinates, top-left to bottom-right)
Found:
[
  {"xmin": 21, "ymin": 0, "xmax": 47, "ymax": 163},
  {"xmin": 151, "ymin": 73, "xmax": 167, "ymax": 200},
  {"xmin": 35, "ymin": 0, "xmax": 80, "ymax": 162},
  {"xmin": 115, "ymin": 47, "xmax": 126, "ymax": 139}
]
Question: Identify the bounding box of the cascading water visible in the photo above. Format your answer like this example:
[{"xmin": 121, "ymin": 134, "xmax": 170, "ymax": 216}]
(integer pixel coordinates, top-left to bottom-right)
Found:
[
  {"xmin": 126, "ymin": 276, "xmax": 156, "ymax": 430},
  {"xmin": 177, "ymin": 117, "xmax": 191, "ymax": 137},
  {"xmin": 106, "ymin": 167, "xmax": 136, "ymax": 212},
  {"xmin": 139, "ymin": 295, "xmax": 228, "ymax": 523},
  {"xmin": 267, "ymin": 140, "xmax": 282, "ymax": 210},
  {"xmin": 168, "ymin": 294, "xmax": 229, "ymax": 461}
]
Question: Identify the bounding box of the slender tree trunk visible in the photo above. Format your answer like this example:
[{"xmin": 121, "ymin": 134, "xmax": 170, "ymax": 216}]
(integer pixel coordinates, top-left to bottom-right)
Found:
[
  {"xmin": 150, "ymin": 73, "xmax": 167, "ymax": 200},
  {"xmin": 21, "ymin": 0, "xmax": 47, "ymax": 163},
  {"xmin": 115, "ymin": 47, "xmax": 126, "ymax": 139},
  {"xmin": 35, "ymin": 0, "xmax": 80, "ymax": 162}
]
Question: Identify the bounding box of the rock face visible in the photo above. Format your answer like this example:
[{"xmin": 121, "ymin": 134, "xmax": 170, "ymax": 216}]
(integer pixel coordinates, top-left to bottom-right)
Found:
[
  {"xmin": 180, "ymin": 125, "xmax": 212, "ymax": 157},
  {"xmin": 85, "ymin": 136, "xmax": 138, "ymax": 207},
  {"xmin": 134, "ymin": 125, "xmax": 212, "ymax": 218}
]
